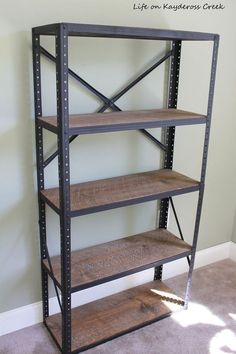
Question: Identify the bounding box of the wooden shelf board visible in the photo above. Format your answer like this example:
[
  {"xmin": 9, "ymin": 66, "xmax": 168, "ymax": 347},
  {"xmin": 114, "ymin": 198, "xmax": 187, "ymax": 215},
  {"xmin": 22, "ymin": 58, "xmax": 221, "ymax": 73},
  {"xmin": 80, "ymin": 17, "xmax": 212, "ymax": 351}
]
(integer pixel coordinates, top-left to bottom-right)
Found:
[
  {"xmin": 43, "ymin": 229, "xmax": 191, "ymax": 291},
  {"xmin": 38, "ymin": 109, "xmax": 206, "ymax": 134},
  {"xmin": 41, "ymin": 169, "xmax": 200, "ymax": 216},
  {"xmin": 46, "ymin": 280, "xmax": 184, "ymax": 352}
]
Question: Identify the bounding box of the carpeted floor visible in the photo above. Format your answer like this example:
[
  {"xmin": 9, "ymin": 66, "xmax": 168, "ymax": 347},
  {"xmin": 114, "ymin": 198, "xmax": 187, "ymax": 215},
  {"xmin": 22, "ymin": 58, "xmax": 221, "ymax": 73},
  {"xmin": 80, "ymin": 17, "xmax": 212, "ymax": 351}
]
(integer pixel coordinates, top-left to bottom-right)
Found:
[{"xmin": 1, "ymin": 259, "xmax": 236, "ymax": 354}]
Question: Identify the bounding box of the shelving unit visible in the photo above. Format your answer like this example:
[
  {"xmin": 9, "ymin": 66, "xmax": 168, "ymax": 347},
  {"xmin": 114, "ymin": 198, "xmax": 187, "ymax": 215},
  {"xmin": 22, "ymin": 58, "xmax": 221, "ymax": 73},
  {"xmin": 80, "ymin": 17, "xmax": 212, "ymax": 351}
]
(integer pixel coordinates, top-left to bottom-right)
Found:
[{"xmin": 32, "ymin": 23, "xmax": 219, "ymax": 354}]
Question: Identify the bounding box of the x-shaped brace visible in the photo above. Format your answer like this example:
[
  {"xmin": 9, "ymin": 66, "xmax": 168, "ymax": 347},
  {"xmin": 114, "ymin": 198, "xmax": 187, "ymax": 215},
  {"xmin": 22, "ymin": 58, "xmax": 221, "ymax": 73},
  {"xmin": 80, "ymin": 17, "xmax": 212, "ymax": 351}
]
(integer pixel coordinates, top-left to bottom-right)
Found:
[{"xmin": 40, "ymin": 46, "xmax": 173, "ymax": 168}]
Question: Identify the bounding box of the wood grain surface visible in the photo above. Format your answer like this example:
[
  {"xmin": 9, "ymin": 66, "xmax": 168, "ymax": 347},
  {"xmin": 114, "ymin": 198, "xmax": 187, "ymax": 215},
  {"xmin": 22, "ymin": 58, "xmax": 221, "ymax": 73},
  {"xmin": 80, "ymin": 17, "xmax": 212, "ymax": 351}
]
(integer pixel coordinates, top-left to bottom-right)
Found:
[
  {"xmin": 44, "ymin": 229, "xmax": 191, "ymax": 289},
  {"xmin": 41, "ymin": 169, "xmax": 199, "ymax": 215},
  {"xmin": 45, "ymin": 280, "xmax": 184, "ymax": 352},
  {"xmin": 39, "ymin": 109, "xmax": 205, "ymax": 133}
]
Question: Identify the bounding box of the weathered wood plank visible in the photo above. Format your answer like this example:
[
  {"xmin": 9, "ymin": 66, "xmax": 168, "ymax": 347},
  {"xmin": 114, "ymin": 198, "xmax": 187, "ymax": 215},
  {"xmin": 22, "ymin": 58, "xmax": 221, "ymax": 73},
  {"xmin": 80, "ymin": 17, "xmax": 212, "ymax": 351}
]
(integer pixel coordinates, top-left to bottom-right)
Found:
[
  {"xmin": 41, "ymin": 169, "xmax": 199, "ymax": 216},
  {"xmin": 46, "ymin": 280, "xmax": 184, "ymax": 352},
  {"xmin": 39, "ymin": 109, "xmax": 206, "ymax": 134},
  {"xmin": 44, "ymin": 229, "xmax": 191, "ymax": 290}
]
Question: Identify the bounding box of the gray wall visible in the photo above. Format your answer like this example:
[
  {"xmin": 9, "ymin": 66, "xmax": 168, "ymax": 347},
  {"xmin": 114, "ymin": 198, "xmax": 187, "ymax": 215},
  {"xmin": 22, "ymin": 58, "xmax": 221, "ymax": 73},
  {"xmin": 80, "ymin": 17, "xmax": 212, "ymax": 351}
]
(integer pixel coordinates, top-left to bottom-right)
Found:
[{"xmin": 1, "ymin": 0, "xmax": 236, "ymax": 313}]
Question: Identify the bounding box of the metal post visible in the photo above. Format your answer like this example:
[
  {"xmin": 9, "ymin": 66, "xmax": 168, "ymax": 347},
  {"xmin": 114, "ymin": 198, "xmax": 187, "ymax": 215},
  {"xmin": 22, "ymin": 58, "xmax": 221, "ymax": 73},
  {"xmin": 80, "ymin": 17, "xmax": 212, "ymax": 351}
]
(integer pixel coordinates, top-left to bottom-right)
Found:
[
  {"xmin": 56, "ymin": 24, "xmax": 72, "ymax": 353},
  {"xmin": 32, "ymin": 31, "xmax": 49, "ymax": 320},
  {"xmin": 184, "ymin": 36, "xmax": 219, "ymax": 307},
  {"xmin": 154, "ymin": 40, "xmax": 182, "ymax": 281}
]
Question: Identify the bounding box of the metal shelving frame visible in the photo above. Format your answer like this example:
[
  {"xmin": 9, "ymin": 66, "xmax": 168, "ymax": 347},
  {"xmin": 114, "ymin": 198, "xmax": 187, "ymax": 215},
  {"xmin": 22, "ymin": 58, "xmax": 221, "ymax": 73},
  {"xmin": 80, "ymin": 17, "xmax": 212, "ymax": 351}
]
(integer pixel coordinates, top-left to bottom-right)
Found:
[{"xmin": 32, "ymin": 23, "xmax": 219, "ymax": 354}]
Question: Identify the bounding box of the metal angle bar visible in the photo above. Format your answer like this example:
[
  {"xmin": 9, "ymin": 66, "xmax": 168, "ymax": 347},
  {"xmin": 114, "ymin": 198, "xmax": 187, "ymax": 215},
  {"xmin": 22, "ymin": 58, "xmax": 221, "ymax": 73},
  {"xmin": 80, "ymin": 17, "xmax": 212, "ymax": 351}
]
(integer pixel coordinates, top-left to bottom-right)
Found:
[
  {"xmin": 40, "ymin": 192, "xmax": 60, "ymax": 215},
  {"xmin": 169, "ymin": 197, "xmax": 190, "ymax": 266},
  {"xmin": 42, "ymin": 262, "xmax": 61, "ymax": 288},
  {"xmin": 45, "ymin": 245, "xmax": 63, "ymax": 312},
  {"xmin": 32, "ymin": 32, "xmax": 49, "ymax": 320},
  {"xmin": 43, "ymin": 134, "xmax": 78, "ymax": 168},
  {"xmin": 155, "ymin": 40, "xmax": 182, "ymax": 281},
  {"xmin": 159, "ymin": 42, "xmax": 182, "ymax": 229},
  {"xmin": 43, "ymin": 148, "xmax": 60, "ymax": 168},
  {"xmin": 33, "ymin": 23, "xmax": 216, "ymax": 40},
  {"xmin": 66, "ymin": 23, "xmax": 216, "ymax": 41},
  {"xmin": 40, "ymin": 46, "xmax": 120, "ymax": 112},
  {"xmin": 184, "ymin": 36, "xmax": 219, "ymax": 308},
  {"xmin": 32, "ymin": 24, "xmax": 58, "ymax": 36},
  {"xmin": 56, "ymin": 24, "xmax": 72, "ymax": 353},
  {"xmin": 140, "ymin": 129, "xmax": 167, "ymax": 151}
]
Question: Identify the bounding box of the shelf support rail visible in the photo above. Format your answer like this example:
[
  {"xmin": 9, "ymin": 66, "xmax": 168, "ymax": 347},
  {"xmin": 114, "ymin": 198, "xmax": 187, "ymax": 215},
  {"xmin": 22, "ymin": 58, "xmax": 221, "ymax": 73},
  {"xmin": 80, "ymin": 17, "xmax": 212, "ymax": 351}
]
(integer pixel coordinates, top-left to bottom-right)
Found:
[{"xmin": 41, "ymin": 46, "xmax": 172, "ymax": 168}]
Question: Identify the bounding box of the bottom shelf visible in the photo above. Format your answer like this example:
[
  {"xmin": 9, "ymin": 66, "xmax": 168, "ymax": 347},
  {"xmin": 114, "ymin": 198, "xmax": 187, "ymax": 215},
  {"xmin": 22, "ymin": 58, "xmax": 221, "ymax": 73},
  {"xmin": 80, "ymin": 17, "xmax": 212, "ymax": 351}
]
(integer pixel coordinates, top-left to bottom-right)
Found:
[{"xmin": 46, "ymin": 280, "xmax": 184, "ymax": 353}]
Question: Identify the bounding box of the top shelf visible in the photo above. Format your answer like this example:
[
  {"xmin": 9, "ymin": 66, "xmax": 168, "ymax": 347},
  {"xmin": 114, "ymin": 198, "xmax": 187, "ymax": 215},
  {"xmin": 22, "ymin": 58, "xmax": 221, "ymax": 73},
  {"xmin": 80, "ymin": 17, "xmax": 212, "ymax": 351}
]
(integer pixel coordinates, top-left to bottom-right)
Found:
[
  {"xmin": 38, "ymin": 109, "xmax": 206, "ymax": 135},
  {"xmin": 32, "ymin": 23, "xmax": 218, "ymax": 41}
]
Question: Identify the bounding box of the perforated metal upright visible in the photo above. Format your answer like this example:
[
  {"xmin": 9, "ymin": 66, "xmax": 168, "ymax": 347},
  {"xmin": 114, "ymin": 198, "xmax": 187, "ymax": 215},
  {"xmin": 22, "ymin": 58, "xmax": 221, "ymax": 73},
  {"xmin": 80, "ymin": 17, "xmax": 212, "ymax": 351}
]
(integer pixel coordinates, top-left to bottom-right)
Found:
[
  {"xmin": 33, "ymin": 24, "xmax": 72, "ymax": 353},
  {"xmin": 154, "ymin": 40, "xmax": 182, "ymax": 281},
  {"xmin": 32, "ymin": 23, "xmax": 219, "ymax": 354}
]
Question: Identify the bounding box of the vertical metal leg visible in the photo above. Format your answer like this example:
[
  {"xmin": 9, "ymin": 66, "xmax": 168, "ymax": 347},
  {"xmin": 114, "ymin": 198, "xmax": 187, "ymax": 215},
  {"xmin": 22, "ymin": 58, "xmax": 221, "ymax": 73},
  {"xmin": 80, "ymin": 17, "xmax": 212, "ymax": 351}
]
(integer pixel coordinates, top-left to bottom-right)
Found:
[
  {"xmin": 154, "ymin": 40, "xmax": 182, "ymax": 281},
  {"xmin": 32, "ymin": 32, "xmax": 49, "ymax": 319},
  {"xmin": 56, "ymin": 24, "xmax": 72, "ymax": 354},
  {"xmin": 184, "ymin": 36, "xmax": 219, "ymax": 307}
]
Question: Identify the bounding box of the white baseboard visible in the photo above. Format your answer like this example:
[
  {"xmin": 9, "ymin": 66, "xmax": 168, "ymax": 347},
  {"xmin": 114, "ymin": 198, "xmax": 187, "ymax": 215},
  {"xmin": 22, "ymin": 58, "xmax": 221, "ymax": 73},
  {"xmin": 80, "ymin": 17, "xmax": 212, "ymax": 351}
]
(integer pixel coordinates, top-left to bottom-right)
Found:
[
  {"xmin": 163, "ymin": 240, "xmax": 232, "ymax": 279},
  {"xmin": 0, "ymin": 241, "xmax": 234, "ymax": 337},
  {"xmin": 0, "ymin": 302, "xmax": 42, "ymax": 337},
  {"xmin": 229, "ymin": 241, "xmax": 236, "ymax": 261}
]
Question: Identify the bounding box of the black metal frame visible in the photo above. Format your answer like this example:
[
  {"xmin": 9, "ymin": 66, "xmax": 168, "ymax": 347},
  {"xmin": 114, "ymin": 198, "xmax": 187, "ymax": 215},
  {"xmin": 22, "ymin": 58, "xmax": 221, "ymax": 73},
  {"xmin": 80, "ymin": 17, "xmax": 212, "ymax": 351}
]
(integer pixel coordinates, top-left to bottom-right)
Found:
[
  {"xmin": 32, "ymin": 22, "xmax": 219, "ymax": 354},
  {"xmin": 55, "ymin": 25, "xmax": 72, "ymax": 352},
  {"xmin": 32, "ymin": 33, "xmax": 49, "ymax": 321},
  {"xmin": 33, "ymin": 23, "xmax": 216, "ymax": 41},
  {"xmin": 154, "ymin": 40, "xmax": 181, "ymax": 281},
  {"xmin": 184, "ymin": 36, "xmax": 219, "ymax": 307}
]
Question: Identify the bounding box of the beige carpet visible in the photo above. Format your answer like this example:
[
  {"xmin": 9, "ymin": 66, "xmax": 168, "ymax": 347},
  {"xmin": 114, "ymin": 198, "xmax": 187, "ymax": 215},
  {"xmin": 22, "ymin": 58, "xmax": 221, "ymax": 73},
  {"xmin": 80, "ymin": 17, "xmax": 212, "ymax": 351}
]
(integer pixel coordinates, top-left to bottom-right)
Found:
[{"xmin": 1, "ymin": 259, "xmax": 236, "ymax": 354}]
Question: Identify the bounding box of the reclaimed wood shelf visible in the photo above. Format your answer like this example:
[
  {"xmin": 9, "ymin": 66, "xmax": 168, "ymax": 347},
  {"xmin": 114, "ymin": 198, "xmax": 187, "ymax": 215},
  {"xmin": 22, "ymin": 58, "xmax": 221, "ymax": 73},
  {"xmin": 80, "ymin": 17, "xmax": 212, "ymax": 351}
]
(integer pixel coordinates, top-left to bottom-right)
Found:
[
  {"xmin": 38, "ymin": 109, "xmax": 206, "ymax": 135},
  {"xmin": 41, "ymin": 169, "xmax": 200, "ymax": 216},
  {"xmin": 43, "ymin": 229, "xmax": 191, "ymax": 291},
  {"xmin": 45, "ymin": 280, "xmax": 184, "ymax": 352}
]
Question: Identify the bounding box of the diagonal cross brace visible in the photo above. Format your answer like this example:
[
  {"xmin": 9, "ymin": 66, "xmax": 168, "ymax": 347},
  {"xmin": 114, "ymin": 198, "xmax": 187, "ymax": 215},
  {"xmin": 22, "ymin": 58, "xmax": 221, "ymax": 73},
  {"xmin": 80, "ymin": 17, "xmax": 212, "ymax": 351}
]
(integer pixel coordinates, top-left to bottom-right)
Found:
[
  {"xmin": 40, "ymin": 46, "xmax": 172, "ymax": 167},
  {"xmin": 40, "ymin": 47, "xmax": 121, "ymax": 112},
  {"xmin": 170, "ymin": 197, "xmax": 190, "ymax": 266},
  {"xmin": 97, "ymin": 50, "xmax": 173, "ymax": 113},
  {"xmin": 45, "ymin": 245, "xmax": 63, "ymax": 312}
]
